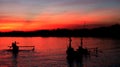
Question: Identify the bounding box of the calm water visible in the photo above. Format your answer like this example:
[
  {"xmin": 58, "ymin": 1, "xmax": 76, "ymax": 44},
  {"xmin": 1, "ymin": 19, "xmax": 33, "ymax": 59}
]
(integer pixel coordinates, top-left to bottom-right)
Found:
[{"xmin": 0, "ymin": 37, "xmax": 120, "ymax": 67}]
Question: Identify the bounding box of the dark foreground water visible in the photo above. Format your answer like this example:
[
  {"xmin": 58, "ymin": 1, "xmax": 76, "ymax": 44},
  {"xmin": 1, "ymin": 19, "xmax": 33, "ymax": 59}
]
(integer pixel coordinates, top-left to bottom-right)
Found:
[{"xmin": 0, "ymin": 37, "xmax": 120, "ymax": 67}]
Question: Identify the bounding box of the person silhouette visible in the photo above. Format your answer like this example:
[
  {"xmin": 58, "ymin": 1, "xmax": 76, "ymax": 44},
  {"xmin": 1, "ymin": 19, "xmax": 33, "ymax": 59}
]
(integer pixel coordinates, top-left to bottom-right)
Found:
[
  {"xmin": 66, "ymin": 37, "xmax": 75, "ymax": 59},
  {"xmin": 12, "ymin": 41, "xmax": 19, "ymax": 54}
]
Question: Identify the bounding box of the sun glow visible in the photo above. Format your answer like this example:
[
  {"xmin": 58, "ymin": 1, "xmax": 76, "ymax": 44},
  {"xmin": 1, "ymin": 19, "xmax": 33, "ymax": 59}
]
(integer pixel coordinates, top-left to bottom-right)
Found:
[{"xmin": 0, "ymin": 0, "xmax": 120, "ymax": 32}]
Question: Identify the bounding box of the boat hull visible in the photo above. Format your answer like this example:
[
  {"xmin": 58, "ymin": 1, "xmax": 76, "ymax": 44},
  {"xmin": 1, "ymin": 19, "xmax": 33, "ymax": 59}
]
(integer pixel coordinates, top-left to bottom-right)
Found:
[{"xmin": 4, "ymin": 49, "xmax": 34, "ymax": 52}]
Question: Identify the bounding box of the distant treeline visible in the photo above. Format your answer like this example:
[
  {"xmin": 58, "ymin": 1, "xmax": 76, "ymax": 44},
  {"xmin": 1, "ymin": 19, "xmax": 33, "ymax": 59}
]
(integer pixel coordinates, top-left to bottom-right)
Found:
[{"xmin": 0, "ymin": 24, "xmax": 120, "ymax": 38}]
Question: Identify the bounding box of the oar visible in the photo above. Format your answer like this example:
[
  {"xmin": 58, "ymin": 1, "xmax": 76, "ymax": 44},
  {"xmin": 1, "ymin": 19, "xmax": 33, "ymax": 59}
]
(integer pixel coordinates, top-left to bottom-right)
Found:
[{"xmin": 8, "ymin": 46, "xmax": 35, "ymax": 47}]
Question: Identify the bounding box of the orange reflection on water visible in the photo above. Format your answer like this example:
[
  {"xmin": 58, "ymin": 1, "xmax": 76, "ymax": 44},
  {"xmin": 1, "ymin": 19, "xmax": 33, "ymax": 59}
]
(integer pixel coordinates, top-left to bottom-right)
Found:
[
  {"xmin": 0, "ymin": 37, "xmax": 69, "ymax": 52},
  {"xmin": 1, "ymin": 37, "xmax": 113, "ymax": 57},
  {"xmin": 0, "ymin": 37, "xmax": 120, "ymax": 67},
  {"xmin": 0, "ymin": 37, "xmax": 101, "ymax": 51}
]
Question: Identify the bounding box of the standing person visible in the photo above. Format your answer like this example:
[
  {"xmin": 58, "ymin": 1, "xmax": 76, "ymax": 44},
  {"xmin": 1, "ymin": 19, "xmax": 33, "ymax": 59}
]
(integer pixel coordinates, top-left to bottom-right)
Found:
[{"xmin": 66, "ymin": 37, "xmax": 75, "ymax": 59}]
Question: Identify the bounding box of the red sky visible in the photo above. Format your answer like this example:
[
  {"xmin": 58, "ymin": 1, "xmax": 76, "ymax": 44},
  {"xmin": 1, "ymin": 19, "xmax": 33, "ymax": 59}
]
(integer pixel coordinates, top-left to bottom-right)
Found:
[{"xmin": 0, "ymin": 0, "xmax": 120, "ymax": 32}]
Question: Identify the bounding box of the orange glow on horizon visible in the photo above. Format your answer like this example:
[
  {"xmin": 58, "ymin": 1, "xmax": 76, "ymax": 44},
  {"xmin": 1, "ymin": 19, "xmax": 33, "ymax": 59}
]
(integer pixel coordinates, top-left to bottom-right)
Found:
[
  {"xmin": 0, "ymin": 10, "xmax": 120, "ymax": 32},
  {"xmin": 0, "ymin": 0, "xmax": 120, "ymax": 32}
]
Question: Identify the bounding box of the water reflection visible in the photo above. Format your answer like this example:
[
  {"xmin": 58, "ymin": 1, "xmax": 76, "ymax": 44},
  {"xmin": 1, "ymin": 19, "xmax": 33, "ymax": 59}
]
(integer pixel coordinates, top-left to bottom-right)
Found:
[
  {"xmin": 66, "ymin": 37, "xmax": 105, "ymax": 67},
  {"xmin": 66, "ymin": 37, "xmax": 90, "ymax": 67},
  {"xmin": 0, "ymin": 37, "xmax": 120, "ymax": 67},
  {"xmin": 12, "ymin": 53, "xmax": 18, "ymax": 67},
  {"xmin": 67, "ymin": 55, "xmax": 84, "ymax": 67}
]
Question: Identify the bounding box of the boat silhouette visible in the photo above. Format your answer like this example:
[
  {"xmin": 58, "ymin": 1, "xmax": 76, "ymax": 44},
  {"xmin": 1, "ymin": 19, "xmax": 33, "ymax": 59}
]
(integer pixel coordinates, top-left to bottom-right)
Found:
[
  {"xmin": 66, "ymin": 37, "xmax": 90, "ymax": 59},
  {"xmin": 4, "ymin": 41, "xmax": 35, "ymax": 53},
  {"xmin": 66, "ymin": 37, "xmax": 102, "ymax": 60},
  {"xmin": 66, "ymin": 37, "xmax": 90, "ymax": 67}
]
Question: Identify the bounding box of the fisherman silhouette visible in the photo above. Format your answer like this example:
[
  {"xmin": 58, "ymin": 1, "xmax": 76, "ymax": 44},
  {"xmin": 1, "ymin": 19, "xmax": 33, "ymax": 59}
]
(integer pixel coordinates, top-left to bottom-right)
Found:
[
  {"xmin": 66, "ymin": 37, "xmax": 75, "ymax": 59},
  {"xmin": 11, "ymin": 41, "xmax": 19, "ymax": 54},
  {"xmin": 66, "ymin": 37, "xmax": 75, "ymax": 67},
  {"xmin": 66, "ymin": 37, "xmax": 90, "ymax": 67}
]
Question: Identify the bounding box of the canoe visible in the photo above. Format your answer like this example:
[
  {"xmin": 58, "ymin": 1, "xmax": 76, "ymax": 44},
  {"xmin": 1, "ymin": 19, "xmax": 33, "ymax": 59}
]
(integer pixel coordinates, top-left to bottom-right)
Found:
[
  {"xmin": 4, "ymin": 49, "xmax": 34, "ymax": 52},
  {"xmin": 4, "ymin": 45, "xmax": 35, "ymax": 52}
]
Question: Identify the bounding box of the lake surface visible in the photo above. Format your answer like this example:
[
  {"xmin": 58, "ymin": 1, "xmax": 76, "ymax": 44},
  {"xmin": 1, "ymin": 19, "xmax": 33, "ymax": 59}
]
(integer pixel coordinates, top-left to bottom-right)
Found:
[{"xmin": 0, "ymin": 37, "xmax": 120, "ymax": 67}]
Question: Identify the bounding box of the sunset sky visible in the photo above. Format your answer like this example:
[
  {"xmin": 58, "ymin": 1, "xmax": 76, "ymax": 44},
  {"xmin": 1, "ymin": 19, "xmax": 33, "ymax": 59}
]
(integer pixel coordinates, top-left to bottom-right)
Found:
[{"xmin": 0, "ymin": 0, "xmax": 120, "ymax": 32}]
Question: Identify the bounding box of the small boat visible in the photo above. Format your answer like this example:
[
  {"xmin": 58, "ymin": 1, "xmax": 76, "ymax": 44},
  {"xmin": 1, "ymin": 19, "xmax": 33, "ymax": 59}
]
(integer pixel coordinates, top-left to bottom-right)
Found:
[
  {"xmin": 66, "ymin": 37, "xmax": 90, "ymax": 60},
  {"xmin": 6, "ymin": 46, "xmax": 35, "ymax": 52},
  {"xmin": 66, "ymin": 37, "xmax": 101, "ymax": 60},
  {"xmin": 4, "ymin": 41, "xmax": 35, "ymax": 53},
  {"xmin": 4, "ymin": 48, "xmax": 34, "ymax": 52}
]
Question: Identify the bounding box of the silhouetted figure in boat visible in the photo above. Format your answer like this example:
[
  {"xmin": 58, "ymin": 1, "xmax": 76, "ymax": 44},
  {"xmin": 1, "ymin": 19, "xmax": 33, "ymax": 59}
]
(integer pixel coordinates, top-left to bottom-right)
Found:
[
  {"xmin": 11, "ymin": 41, "xmax": 19, "ymax": 54},
  {"xmin": 66, "ymin": 37, "xmax": 90, "ymax": 67},
  {"xmin": 77, "ymin": 38, "xmax": 89, "ymax": 55},
  {"xmin": 66, "ymin": 37, "xmax": 75, "ymax": 67},
  {"xmin": 66, "ymin": 37, "xmax": 75, "ymax": 59},
  {"xmin": 77, "ymin": 46, "xmax": 84, "ymax": 54}
]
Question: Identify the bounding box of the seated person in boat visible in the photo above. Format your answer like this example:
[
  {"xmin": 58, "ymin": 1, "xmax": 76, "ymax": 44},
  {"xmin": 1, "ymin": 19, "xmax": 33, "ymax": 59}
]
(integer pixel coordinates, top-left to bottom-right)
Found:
[
  {"xmin": 11, "ymin": 41, "xmax": 19, "ymax": 53},
  {"xmin": 77, "ymin": 46, "xmax": 89, "ymax": 55}
]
